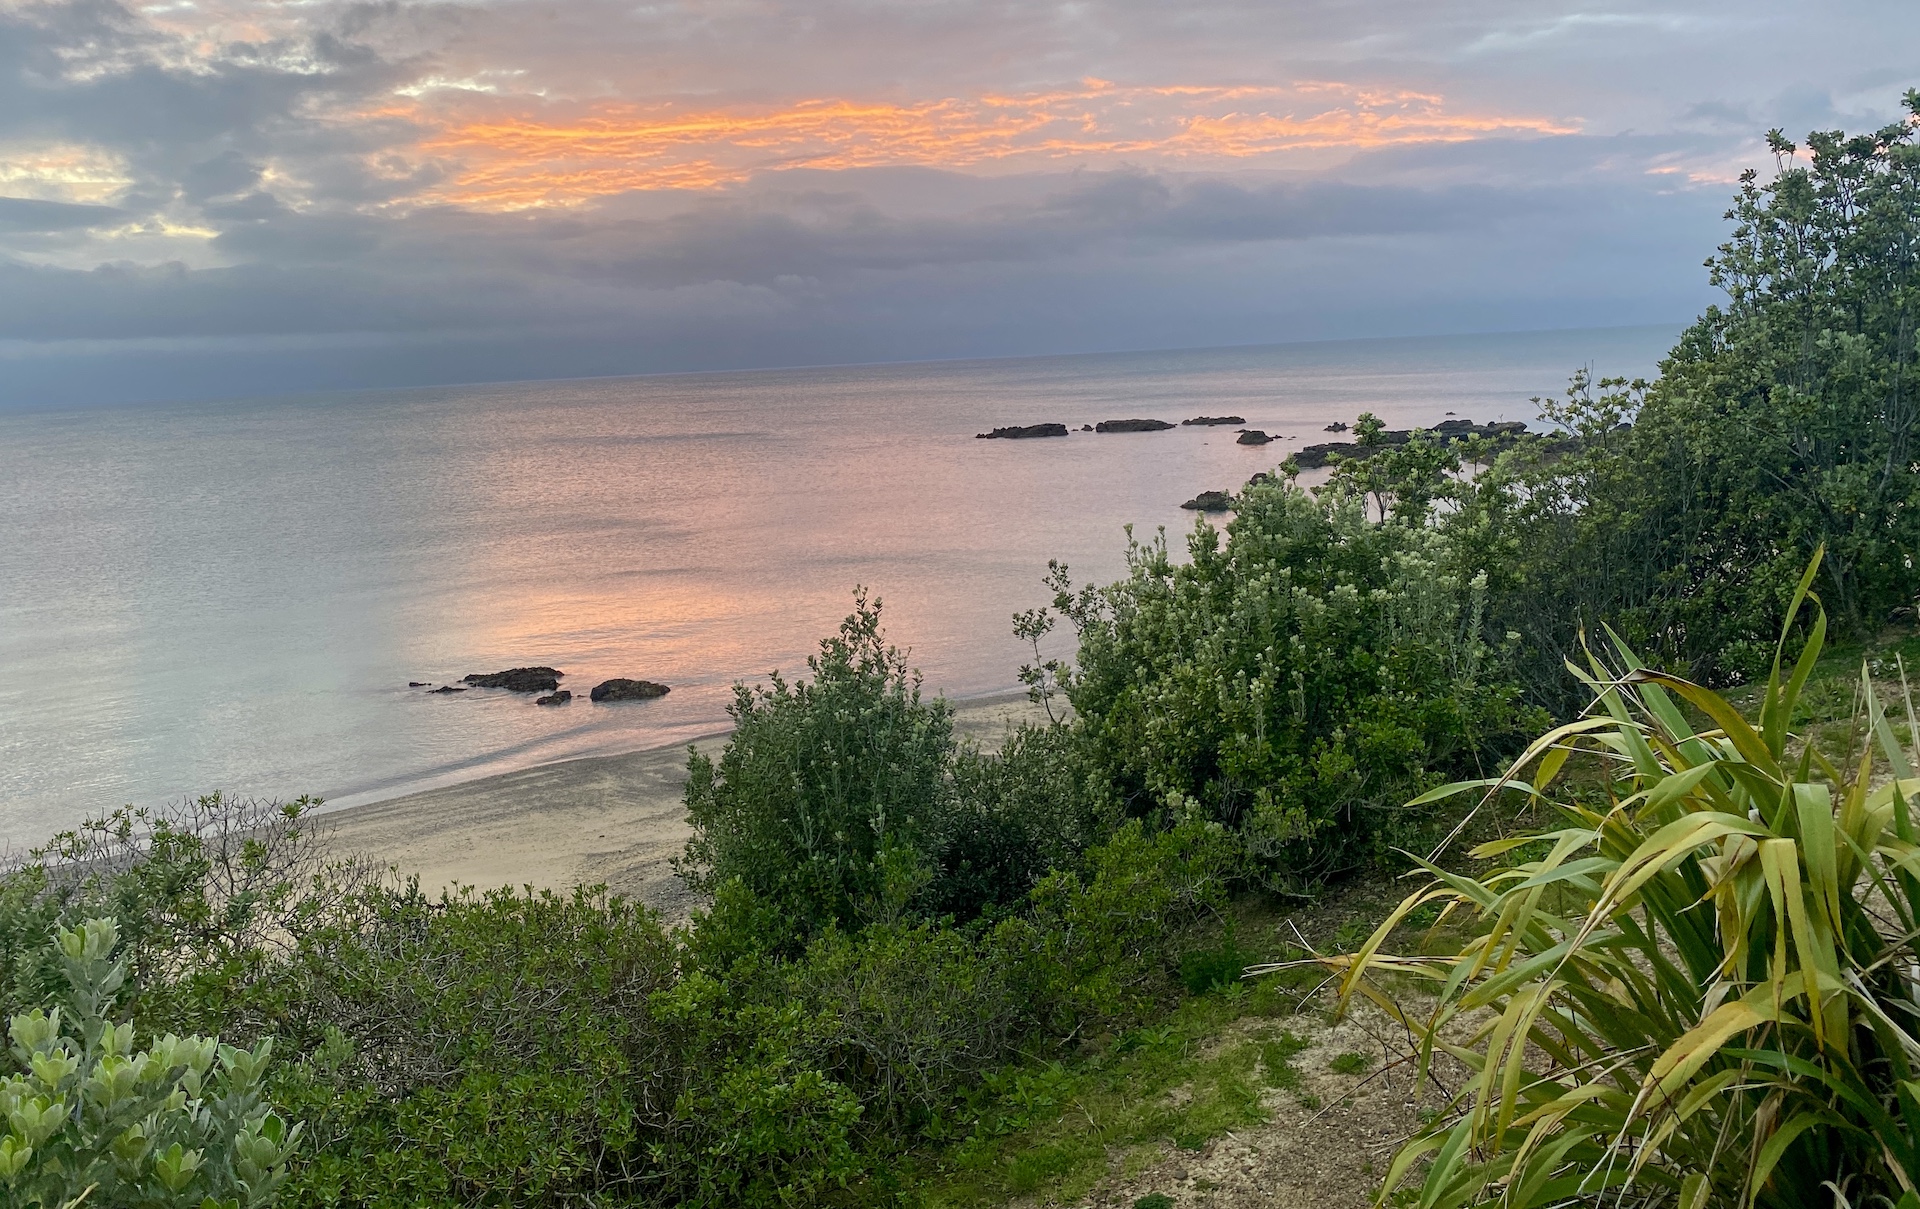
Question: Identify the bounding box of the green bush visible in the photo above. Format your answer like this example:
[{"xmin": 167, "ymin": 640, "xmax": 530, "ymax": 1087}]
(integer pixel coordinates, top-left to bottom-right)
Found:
[
  {"xmin": 0, "ymin": 795, "xmax": 331, "ymax": 1025},
  {"xmin": 791, "ymin": 920, "xmax": 1020, "ymax": 1127},
  {"xmin": 998, "ymin": 819, "xmax": 1240, "ymax": 1034},
  {"xmin": 680, "ymin": 592, "xmax": 962, "ymax": 948},
  {"xmin": 1044, "ymin": 480, "xmax": 1538, "ymax": 884},
  {"xmin": 1628, "ymin": 103, "xmax": 1920, "ymax": 679},
  {"xmin": 1, "ymin": 917, "xmax": 298, "ymax": 1209},
  {"xmin": 265, "ymin": 885, "xmax": 685, "ymax": 1207}
]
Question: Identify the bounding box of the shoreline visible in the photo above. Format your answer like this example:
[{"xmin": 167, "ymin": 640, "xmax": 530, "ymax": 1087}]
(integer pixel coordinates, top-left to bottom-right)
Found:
[{"xmin": 316, "ymin": 689, "xmax": 1049, "ymax": 917}]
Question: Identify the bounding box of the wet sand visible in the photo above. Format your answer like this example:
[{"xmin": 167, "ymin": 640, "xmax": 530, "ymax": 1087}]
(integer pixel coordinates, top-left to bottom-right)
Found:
[{"xmin": 317, "ymin": 692, "xmax": 1049, "ymax": 916}]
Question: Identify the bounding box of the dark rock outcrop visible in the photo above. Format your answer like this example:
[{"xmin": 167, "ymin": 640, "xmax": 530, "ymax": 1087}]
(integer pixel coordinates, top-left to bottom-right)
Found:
[
  {"xmin": 408, "ymin": 681, "xmax": 428, "ymax": 687},
  {"xmin": 1080, "ymin": 424, "xmax": 1094, "ymax": 431},
  {"xmin": 590, "ymin": 678, "xmax": 671, "ymax": 702},
  {"xmin": 1182, "ymin": 415, "xmax": 1246, "ymax": 427},
  {"xmin": 1291, "ymin": 419, "xmax": 1535, "ymax": 469},
  {"xmin": 976, "ymin": 423, "xmax": 1070, "ymax": 439},
  {"xmin": 1095, "ymin": 418, "xmax": 1176, "ymax": 433},
  {"xmin": 429, "ymin": 685, "xmax": 466, "ymax": 694},
  {"xmin": 535, "ymin": 690, "xmax": 572, "ymax": 705},
  {"xmin": 463, "ymin": 667, "xmax": 562, "ymax": 692},
  {"xmin": 1180, "ymin": 490, "xmax": 1235, "ymax": 512},
  {"xmin": 1236, "ymin": 430, "xmax": 1272, "ymax": 445}
]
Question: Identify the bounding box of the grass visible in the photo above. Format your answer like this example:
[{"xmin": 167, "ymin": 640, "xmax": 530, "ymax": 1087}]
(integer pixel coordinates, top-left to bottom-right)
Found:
[
  {"xmin": 1328, "ymin": 1052, "xmax": 1373, "ymax": 1076},
  {"xmin": 915, "ymin": 957, "xmax": 1325, "ymax": 1208},
  {"xmin": 902, "ymin": 778, "xmax": 1555, "ymax": 1208}
]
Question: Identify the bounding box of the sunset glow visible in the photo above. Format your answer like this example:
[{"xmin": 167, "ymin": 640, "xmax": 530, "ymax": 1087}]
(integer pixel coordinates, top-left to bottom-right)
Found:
[
  {"xmin": 6, "ymin": 0, "xmax": 1904, "ymax": 406},
  {"xmin": 410, "ymin": 81, "xmax": 1580, "ymax": 209}
]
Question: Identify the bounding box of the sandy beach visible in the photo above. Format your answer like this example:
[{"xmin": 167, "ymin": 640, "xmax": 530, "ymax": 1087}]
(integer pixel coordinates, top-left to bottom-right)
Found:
[{"xmin": 316, "ymin": 691, "xmax": 1050, "ymax": 917}]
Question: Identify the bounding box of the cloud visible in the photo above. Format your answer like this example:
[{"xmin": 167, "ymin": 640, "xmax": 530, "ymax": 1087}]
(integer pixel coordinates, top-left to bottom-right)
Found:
[
  {"xmin": 406, "ymin": 81, "xmax": 1577, "ymax": 207},
  {"xmin": 0, "ymin": 196, "xmax": 123, "ymax": 232},
  {"xmin": 0, "ymin": 158, "xmax": 1710, "ymax": 352},
  {"xmin": 0, "ymin": 0, "xmax": 1916, "ymax": 406}
]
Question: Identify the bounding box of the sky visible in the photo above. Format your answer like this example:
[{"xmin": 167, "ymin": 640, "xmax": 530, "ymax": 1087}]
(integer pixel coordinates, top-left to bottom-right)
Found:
[{"xmin": 1, "ymin": 0, "xmax": 1916, "ymax": 407}]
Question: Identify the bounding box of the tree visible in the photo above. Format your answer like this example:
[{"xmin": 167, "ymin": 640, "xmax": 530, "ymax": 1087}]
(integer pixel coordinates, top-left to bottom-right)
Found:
[{"xmin": 1627, "ymin": 93, "xmax": 1920, "ymax": 677}]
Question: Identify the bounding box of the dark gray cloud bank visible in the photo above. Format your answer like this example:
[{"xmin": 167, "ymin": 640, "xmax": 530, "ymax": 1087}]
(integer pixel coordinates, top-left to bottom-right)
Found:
[{"xmin": 0, "ymin": 0, "xmax": 1915, "ymax": 407}]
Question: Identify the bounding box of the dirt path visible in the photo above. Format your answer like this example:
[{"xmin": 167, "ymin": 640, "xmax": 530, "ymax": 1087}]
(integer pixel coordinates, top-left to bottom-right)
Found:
[{"xmin": 1082, "ymin": 1002, "xmax": 1447, "ymax": 1209}]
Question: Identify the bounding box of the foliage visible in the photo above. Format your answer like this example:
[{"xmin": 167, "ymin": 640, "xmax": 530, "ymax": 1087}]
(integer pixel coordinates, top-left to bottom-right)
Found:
[
  {"xmin": 264, "ymin": 884, "xmax": 686, "ymax": 1208},
  {"xmin": 679, "ymin": 591, "xmax": 962, "ymax": 946},
  {"xmin": 1628, "ymin": 99, "xmax": 1920, "ymax": 676},
  {"xmin": 1040, "ymin": 479, "xmax": 1539, "ymax": 884},
  {"xmin": 1328, "ymin": 556, "xmax": 1920, "ymax": 1207},
  {"xmin": 916, "ymin": 970, "xmax": 1318, "ymax": 1209},
  {"xmin": 1445, "ymin": 370, "xmax": 1652, "ymax": 713},
  {"xmin": 1453, "ymin": 97, "xmax": 1920, "ymax": 692},
  {"xmin": 0, "ymin": 795, "xmax": 338, "ymax": 1020},
  {"xmin": 1, "ymin": 917, "xmax": 299, "ymax": 1209}
]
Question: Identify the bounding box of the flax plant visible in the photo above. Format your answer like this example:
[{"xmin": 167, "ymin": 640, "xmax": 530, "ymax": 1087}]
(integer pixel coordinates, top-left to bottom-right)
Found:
[{"xmin": 1323, "ymin": 555, "xmax": 1920, "ymax": 1208}]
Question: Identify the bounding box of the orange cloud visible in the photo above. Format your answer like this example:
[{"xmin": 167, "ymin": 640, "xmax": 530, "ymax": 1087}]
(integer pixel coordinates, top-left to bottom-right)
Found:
[{"xmin": 401, "ymin": 80, "xmax": 1577, "ymax": 210}]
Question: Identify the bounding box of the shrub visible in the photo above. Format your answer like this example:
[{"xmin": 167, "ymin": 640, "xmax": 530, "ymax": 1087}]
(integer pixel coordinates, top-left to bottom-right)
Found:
[
  {"xmin": 650, "ymin": 972, "xmax": 863, "ymax": 1207},
  {"xmin": 0, "ymin": 795, "xmax": 339, "ymax": 1025},
  {"xmin": 939, "ymin": 722, "xmax": 1112, "ymax": 921},
  {"xmin": 1, "ymin": 917, "xmax": 299, "ymax": 1209},
  {"xmin": 1044, "ymin": 479, "xmax": 1538, "ymax": 884},
  {"xmin": 1000, "ymin": 819, "xmax": 1240, "ymax": 1034},
  {"xmin": 680, "ymin": 592, "xmax": 961, "ymax": 947},
  {"xmin": 1328, "ymin": 557, "xmax": 1920, "ymax": 1206},
  {"xmin": 267, "ymin": 885, "xmax": 682, "ymax": 1208},
  {"xmin": 1444, "ymin": 98, "xmax": 1920, "ymax": 693},
  {"xmin": 792, "ymin": 920, "xmax": 1021, "ymax": 1127}
]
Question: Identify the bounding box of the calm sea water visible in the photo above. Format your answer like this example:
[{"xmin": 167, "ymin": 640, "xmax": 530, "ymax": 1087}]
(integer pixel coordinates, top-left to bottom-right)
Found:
[{"xmin": 0, "ymin": 326, "xmax": 1676, "ymax": 845}]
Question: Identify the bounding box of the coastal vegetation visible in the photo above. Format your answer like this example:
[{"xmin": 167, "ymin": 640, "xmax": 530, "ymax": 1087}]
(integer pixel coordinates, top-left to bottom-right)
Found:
[{"xmin": 3, "ymin": 97, "xmax": 1920, "ymax": 1207}]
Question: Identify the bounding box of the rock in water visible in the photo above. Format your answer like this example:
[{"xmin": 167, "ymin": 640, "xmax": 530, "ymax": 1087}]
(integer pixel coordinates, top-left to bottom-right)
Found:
[
  {"xmin": 1324, "ymin": 421, "xmax": 1348, "ymax": 432},
  {"xmin": 1180, "ymin": 490, "xmax": 1235, "ymax": 512},
  {"xmin": 462, "ymin": 666, "xmax": 562, "ymax": 692},
  {"xmin": 535, "ymin": 690, "xmax": 572, "ymax": 705},
  {"xmin": 408, "ymin": 681, "xmax": 428, "ymax": 687},
  {"xmin": 1236, "ymin": 430, "xmax": 1272, "ymax": 445},
  {"xmin": 976, "ymin": 423, "xmax": 1069, "ymax": 439},
  {"xmin": 1094, "ymin": 418, "xmax": 1176, "ymax": 433},
  {"xmin": 591, "ymin": 678, "xmax": 671, "ymax": 702},
  {"xmin": 429, "ymin": 685, "xmax": 466, "ymax": 694},
  {"xmin": 1181, "ymin": 415, "xmax": 1246, "ymax": 427}
]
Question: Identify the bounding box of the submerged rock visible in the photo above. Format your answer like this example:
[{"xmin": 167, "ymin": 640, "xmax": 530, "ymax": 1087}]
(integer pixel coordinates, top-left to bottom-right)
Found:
[
  {"xmin": 1095, "ymin": 418, "xmax": 1176, "ymax": 433},
  {"xmin": 1236, "ymin": 430, "xmax": 1272, "ymax": 445},
  {"xmin": 463, "ymin": 667, "xmax": 562, "ymax": 692},
  {"xmin": 1180, "ymin": 490, "xmax": 1235, "ymax": 512},
  {"xmin": 535, "ymin": 690, "xmax": 572, "ymax": 706},
  {"xmin": 1182, "ymin": 415, "xmax": 1245, "ymax": 427},
  {"xmin": 1080, "ymin": 424, "xmax": 1094, "ymax": 431},
  {"xmin": 408, "ymin": 681, "xmax": 428, "ymax": 687},
  {"xmin": 976, "ymin": 423, "xmax": 1069, "ymax": 439},
  {"xmin": 1323, "ymin": 421, "xmax": 1348, "ymax": 432},
  {"xmin": 429, "ymin": 685, "xmax": 466, "ymax": 694},
  {"xmin": 591, "ymin": 678, "xmax": 671, "ymax": 702}
]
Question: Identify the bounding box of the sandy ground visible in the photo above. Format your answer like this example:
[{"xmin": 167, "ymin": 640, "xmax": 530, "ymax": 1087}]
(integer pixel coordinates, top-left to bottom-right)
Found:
[{"xmin": 316, "ymin": 691, "xmax": 1050, "ymax": 916}]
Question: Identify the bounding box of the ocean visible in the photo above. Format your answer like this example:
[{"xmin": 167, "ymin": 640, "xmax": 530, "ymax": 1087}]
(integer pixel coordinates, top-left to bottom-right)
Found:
[{"xmin": 0, "ymin": 325, "xmax": 1677, "ymax": 846}]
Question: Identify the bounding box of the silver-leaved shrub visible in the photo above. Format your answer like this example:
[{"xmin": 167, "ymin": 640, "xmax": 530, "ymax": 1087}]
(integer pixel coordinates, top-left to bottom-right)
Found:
[{"xmin": 0, "ymin": 917, "xmax": 299, "ymax": 1209}]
